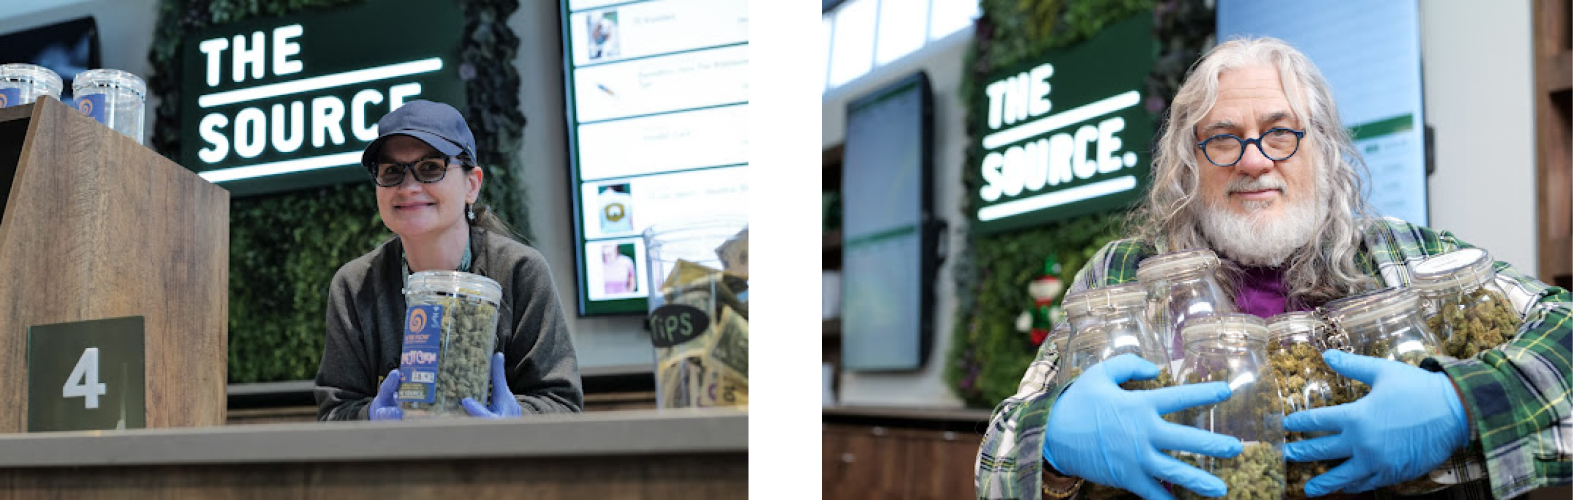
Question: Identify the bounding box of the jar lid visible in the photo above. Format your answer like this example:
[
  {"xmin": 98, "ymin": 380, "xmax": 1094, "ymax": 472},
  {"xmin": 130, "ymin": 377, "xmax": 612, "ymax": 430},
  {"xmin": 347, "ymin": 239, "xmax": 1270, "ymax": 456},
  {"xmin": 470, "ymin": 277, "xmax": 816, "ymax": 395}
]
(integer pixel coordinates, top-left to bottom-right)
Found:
[
  {"xmin": 1136, "ymin": 248, "xmax": 1221, "ymax": 283},
  {"xmin": 1325, "ymin": 287, "xmax": 1420, "ymax": 328},
  {"xmin": 1411, "ymin": 248, "xmax": 1494, "ymax": 294},
  {"xmin": 1180, "ymin": 313, "xmax": 1267, "ymax": 342},
  {"xmin": 72, "ymin": 69, "xmax": 147, "ymax": 98},
  {"xmin": 1062, "ymin": 282, "xmax": 1147, "ymax": 318},
  {"xmin": 405, "ymin": 270, "xmax": 502, "ymax": 304},
  {"xmin": 1267, "ymin": 311, "xmax": 1323, "ymax": 333},
  {"xmin": 0, "ymin": 63, "xmax": 62, "ymax": 96}
]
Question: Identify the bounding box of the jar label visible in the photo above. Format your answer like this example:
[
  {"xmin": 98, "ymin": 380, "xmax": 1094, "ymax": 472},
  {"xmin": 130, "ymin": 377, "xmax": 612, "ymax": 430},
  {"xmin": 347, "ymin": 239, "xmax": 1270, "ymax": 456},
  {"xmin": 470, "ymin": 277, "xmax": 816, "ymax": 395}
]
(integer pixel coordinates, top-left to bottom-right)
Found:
[
  {"xmin": 75, "ymin": 94, "xmax": 105, "ymax": 125},
  {"xmin": 649, "ymin": 304, "xmax": 708, "ymax": 348},
  {"xmin": 0, "ymin": 88, "xmax": 17, "ymax": 108},
  {"xmin": 396, "ymin": 305, "xmax": 445, "ymax": 404}
]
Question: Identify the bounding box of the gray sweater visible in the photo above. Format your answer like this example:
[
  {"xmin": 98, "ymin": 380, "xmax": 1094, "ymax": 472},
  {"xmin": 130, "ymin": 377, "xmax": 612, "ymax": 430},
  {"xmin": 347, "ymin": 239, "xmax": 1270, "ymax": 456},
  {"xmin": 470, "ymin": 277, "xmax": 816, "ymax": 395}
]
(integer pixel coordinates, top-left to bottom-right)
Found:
[{"xmin": 314, "ymin": 226, "xmax": 584, "ymax": 420}]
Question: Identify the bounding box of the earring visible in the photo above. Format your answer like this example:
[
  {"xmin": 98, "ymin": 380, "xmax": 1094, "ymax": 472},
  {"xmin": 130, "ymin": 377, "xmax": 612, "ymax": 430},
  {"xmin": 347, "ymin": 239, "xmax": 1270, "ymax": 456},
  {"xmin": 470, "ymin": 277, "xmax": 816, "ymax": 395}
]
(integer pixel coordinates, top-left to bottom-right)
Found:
[{"xmin": 467, "ymin": 203, "xmax": 476, "ymax": 221}]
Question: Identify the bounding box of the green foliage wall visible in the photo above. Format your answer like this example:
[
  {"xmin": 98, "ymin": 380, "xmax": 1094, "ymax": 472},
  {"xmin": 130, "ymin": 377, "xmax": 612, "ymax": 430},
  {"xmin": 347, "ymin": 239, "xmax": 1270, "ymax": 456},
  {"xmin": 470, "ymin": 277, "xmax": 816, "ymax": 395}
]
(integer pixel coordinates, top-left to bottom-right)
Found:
[
  {"xmin": 946, "ymin": 0, "xmax": 1214, "ymax": 408},
  {"xmin": 148, "ymin": 0, "xmax": 532, "ymax": 383}
]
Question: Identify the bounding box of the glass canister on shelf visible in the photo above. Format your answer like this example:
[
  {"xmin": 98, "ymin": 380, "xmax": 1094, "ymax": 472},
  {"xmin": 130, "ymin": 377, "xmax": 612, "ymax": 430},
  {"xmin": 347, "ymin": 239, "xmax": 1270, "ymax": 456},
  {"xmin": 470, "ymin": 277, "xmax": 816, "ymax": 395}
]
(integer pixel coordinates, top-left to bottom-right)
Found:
[
  {"xmin": 1324, "ymin": 286, "xmax": 1449, "ymax": 496},
  {"xmin": 1137, "ymin": 249, "xmax": 1236, "ymax": 363},
  {"xmin": 1058, "ymin": 282, "xmax": 1170, "ymax": 389},
  {"xmin": 1267, "ymin": 312, "xmax": 1354, "ymax": 500},
  {"xmin": 0, "ymin": 63, "xmax": 62, "ymax": 108},
  {"xmin": 1170, "ymin": 313, "xmax": 1285, "ymax": 500},
  {"xmin": 72, "ymin": 69, "xmax": 147, "ymax": 145},
  {"xmin": 1411, "ymin": 248, "xmax": 1521, "ymax": 359}
]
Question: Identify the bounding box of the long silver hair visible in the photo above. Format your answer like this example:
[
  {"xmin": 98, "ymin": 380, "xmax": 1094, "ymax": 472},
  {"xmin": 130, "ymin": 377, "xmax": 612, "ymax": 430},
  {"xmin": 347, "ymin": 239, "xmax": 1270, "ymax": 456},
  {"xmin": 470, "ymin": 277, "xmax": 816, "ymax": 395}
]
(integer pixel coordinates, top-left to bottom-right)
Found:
[{"xmin": 1128, "ymin": 36, "xmax": 1378, "ymax": 308}]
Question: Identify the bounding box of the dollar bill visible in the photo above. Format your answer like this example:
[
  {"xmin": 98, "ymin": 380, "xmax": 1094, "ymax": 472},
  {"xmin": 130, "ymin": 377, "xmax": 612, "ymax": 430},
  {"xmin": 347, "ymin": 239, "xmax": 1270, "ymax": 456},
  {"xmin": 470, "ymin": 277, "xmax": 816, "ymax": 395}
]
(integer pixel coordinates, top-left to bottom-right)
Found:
[
  {"xmin": 696, "ymin": 362, "xmax": 748, "ymax": 407},
  {"xmin": 709, "ymin": 305, "xmax": 748, "ymax": 378},
  {"xmin": 661, "ymin": 259, "xmax": 722, "ymax": 295},
  {"xmin": 714, "ymin": 228, "xmax": 748, "ymax": 278}
]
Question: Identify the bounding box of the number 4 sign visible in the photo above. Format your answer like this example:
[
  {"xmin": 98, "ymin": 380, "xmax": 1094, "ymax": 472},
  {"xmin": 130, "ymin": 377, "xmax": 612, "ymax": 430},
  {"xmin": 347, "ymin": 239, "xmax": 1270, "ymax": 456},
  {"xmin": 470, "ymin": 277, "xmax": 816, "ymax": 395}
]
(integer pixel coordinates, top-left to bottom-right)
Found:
[
  {"xmin": 27, "ymin": 316, "xmax": 146, "ymax": 432},
  {"xmin": 62, "ymin": 348, "xmax": 108, "ymax": 409}
]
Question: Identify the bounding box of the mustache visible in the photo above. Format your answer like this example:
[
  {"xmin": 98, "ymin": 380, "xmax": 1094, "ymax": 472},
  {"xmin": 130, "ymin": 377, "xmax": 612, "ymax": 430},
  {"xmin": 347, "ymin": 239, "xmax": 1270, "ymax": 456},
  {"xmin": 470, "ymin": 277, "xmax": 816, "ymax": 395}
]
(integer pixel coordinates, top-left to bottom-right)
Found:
[{"xmin": 1227, "ymin": 175, "xmax": 1287, "ymax": 193}]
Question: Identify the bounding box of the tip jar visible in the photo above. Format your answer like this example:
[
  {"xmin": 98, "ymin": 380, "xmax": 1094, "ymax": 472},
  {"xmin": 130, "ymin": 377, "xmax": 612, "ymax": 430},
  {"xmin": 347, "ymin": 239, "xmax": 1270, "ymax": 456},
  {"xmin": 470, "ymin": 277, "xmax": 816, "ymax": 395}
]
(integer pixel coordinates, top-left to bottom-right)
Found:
[
  {"xmin": 0, "ymin": 64, "xmax": 62, "ymax": 107},
  {"xmin": 395, "ymin": 270, "xmax": 503, "ymax": 419}
]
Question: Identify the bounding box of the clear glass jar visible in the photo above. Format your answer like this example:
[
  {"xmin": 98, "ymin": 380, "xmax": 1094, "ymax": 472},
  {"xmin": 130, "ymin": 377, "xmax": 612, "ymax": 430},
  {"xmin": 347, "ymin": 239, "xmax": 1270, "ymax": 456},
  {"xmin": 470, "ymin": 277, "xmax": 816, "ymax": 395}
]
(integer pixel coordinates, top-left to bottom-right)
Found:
[
  {"xmin": 644, "ymin": 220, "xmax": 748, "ymax": 409},
  {"xmin": 1267, "ymin": 312, "xmax": 1352, "ymax": 500},
  {"xmin": 1170, "ymin": 313, "xmax": 1285, "ymax": 500},
  {"xmin": 1060, "ymin": 282, "xmax": 1170, "ymax": 389},
  {"xmin": 1412, "ymin": 248, "xmax": 1520, "ymax": 359},
  {"xmin": 1324, "ymin": 286, "xmax": 1448, "ymax": 495},
  {"xmin": 1137, "ymin": 249, "xmax": 1236, "ymax": 363},
  {"xmin": 1059, "ymin": 283, "xmax": 1167, "ymax": 500},
  {"xmin": 72, "ymin": 69, "xmax": 147, "ymax": 145},
  {"xmin": 0, "ymin": 63, "xmax": 62, "ymax": 107},
  {"xmin": 396, "ymin": 271, "xmax": 503, "ymax": 419}
]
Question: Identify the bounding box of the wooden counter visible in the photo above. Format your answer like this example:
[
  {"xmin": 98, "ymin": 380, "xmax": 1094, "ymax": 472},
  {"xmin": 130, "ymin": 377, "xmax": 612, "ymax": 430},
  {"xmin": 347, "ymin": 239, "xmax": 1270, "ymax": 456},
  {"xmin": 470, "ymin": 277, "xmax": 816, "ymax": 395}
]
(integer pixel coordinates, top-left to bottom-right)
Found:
[{"xmin": 0, "ymin": 408, "xmax": 747, "ymax": 498}]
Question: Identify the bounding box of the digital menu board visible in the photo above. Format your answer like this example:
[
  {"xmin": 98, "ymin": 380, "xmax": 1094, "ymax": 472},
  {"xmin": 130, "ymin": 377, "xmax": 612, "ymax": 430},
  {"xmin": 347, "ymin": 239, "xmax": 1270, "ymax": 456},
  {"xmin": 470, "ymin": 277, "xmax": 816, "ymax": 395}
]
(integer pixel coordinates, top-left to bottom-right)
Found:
[{"xmin": 560, "ymin": 0, "xmax": 749, "ymax": 315}]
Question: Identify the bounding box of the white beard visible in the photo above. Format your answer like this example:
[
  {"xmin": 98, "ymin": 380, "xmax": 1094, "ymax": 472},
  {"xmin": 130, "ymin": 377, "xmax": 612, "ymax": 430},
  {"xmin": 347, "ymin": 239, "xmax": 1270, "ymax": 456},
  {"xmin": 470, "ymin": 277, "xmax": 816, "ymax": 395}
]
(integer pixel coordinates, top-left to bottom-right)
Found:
[{"xmin": 1199, "ymin": 174, "xmax": 1322, "ymax": 267}]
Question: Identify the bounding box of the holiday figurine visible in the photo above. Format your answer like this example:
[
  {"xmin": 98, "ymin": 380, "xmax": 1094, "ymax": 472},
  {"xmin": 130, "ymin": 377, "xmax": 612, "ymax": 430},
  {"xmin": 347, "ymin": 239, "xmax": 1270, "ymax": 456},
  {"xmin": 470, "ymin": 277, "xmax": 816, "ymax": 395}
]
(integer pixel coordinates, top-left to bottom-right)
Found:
[{"xmin": 1018, "ymin": 255, "xmax": 1065, "ymax": 346}]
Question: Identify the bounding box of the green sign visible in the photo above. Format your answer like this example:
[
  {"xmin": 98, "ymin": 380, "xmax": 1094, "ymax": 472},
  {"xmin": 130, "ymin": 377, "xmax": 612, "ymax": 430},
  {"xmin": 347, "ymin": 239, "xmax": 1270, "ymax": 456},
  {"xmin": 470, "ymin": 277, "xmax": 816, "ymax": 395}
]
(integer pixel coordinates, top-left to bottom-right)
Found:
[
  {"xmin": 27, "ymin": 316, "xmax": 146, "ymax": 432},
  {"xmin": 179, "ymin": 0, "xmax": 466, "ymax": 197},
  {"xmin": 971, "ymin": 12, "xmax": 1157, "ymax": 234}
]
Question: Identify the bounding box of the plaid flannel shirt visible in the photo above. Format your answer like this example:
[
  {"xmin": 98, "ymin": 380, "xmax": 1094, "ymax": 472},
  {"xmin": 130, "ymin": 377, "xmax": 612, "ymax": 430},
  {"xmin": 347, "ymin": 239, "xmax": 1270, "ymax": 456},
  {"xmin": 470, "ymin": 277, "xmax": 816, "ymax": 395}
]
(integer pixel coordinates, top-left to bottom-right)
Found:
[{"xmin": 973, "ymin": 218, "xmax": 1572, "ymax": 499}]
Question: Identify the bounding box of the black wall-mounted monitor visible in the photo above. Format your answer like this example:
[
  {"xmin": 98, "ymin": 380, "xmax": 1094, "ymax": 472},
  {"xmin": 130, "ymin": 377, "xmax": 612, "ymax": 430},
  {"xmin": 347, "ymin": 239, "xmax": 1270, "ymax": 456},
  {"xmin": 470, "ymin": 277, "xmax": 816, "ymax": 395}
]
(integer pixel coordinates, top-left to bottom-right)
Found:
[
  {"xmin": 840, "ymin": 71, "xmax": 937, "ymax": 372},
  {"xmin": 0, "ymin": 16, "xmax": 100, "ymax": 100}
]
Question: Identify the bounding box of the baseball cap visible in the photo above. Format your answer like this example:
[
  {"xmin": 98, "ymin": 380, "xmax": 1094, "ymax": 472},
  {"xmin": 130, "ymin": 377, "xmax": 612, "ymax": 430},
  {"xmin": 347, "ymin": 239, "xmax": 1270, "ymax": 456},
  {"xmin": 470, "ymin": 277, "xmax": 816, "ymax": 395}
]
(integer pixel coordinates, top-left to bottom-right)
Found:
[{"xmin": 360, "ymin": 100, "xmax": 478, "ymax": 172}]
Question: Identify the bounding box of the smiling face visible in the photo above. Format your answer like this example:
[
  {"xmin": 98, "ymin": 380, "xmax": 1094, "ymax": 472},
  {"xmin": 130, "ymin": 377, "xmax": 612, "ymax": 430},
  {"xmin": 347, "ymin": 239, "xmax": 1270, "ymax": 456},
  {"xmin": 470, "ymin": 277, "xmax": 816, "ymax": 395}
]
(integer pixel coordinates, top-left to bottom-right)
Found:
[
  {"xmin": 374, "ymin": 135, "xmax": 481, "ymax": 241},
  {"xmin": 1193, "ymin": 64, "xmax": 1325, "ymax": 266},
  {"xmin": 1195, "ymin": 64, "xmax": 1316, "ymax": 215}
]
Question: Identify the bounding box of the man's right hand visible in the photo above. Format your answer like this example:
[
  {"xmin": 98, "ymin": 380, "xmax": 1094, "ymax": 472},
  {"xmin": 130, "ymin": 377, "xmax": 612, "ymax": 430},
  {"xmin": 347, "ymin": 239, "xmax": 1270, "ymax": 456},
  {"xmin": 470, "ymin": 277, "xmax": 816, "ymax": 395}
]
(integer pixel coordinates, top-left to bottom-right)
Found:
[
  {"xmin": 1041, "ymin": 354, "xmax": 1241, "ymax": 500},
  {"xmin": 369, "ymin": 369, "xmax": 404, "ymax": 421}
]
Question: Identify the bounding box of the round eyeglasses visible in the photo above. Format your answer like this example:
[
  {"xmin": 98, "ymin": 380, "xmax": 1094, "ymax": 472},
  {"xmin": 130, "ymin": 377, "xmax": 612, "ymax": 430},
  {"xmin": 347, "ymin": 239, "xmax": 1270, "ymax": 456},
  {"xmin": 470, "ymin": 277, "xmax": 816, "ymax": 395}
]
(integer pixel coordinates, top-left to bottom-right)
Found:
[
  {"xmin": 1196, "ymin": 127, "xmax": 1306, "ymax": 167},
  {"xmin": 369, "ymin": 155, "xmax": 467, "ymax": 187}
]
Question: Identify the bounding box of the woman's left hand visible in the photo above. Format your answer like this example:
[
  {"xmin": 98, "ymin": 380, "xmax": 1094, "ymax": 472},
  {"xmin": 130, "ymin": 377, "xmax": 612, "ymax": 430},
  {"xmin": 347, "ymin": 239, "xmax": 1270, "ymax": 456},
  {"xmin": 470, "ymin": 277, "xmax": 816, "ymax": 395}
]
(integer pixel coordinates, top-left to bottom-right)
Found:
[{"xmin": 462, "ymin": 352, "xmax": 524, "ymax": 418}]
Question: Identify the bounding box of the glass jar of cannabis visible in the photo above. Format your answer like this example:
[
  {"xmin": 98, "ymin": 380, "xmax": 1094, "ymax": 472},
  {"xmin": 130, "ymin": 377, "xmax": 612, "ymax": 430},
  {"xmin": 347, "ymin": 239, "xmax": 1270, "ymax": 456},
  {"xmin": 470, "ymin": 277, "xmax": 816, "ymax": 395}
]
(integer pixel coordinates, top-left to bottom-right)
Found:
[
  {"xmin": 1170, "ymin": 313, "xmax": 1285, "ymax": 500},
  {"xmin": 1137, "ymin": 249, "xmax": 1235, "ymax": 363},
  {"xmin": 1412, "ymin": 248, "xmax": 1520, "ymax": 359},
  {"xmin": 1059, "ymin": 282, "xmax": 1170, "ymax": 389},
  {"xmin": 1268, "ymin": 312, "xmax": 1352, "ymax": 500},
  {"xmin": 1324, "ymin": 286, "xmax": 1449, "ymax": 495},
  {"xmin": 395, "ymin": 271, "xmax": 503, "ymax": 419},
  {"xmin": 0, "ymin": 63, "xmax": 62, "ymax": 108},
  {"xmin": 72, "ymin": 69, "xmax": 147, "ymax": 145},
  {"xmin": 1060, "ymin": 282, "xmax": 1169, "ymax": 500}
]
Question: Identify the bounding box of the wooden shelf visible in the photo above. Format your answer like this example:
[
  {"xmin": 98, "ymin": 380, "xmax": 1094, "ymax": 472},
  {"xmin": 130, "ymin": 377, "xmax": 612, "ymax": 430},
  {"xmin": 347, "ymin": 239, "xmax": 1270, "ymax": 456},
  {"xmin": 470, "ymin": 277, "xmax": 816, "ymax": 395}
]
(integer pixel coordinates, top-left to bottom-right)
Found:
[{"xmin": 822, "ymin": 405, "xmax": 994, "ymax": 425}]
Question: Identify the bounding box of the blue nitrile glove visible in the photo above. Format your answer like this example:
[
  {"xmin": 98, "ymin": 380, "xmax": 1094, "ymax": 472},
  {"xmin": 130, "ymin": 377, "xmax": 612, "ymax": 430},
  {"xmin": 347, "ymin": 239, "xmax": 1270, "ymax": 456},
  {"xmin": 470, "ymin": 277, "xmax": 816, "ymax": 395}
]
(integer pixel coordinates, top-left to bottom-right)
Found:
[
  {"xmin": 462, "ymin": 352, "xmax": 524, "ymax": 418},
  {"xmin": 1041, "ymin": 354, "xmax": 1242, "ymax": 500},
  {"xmin": 1281, "ymin": 350, "xmax": 1469, "ymax": 495},
  {"xmin": 369, "ymin": 368, "xmax": 404, "ymax": 421}
]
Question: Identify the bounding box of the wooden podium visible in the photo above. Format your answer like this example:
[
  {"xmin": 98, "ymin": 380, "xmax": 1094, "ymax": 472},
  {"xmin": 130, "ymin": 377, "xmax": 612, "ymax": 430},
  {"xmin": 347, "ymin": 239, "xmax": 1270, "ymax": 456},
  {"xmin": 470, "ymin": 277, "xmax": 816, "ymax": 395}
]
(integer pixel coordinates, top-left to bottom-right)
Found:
[{"xmin": 0, "ymin": 97, "xmax": 228, "ymax": 431}]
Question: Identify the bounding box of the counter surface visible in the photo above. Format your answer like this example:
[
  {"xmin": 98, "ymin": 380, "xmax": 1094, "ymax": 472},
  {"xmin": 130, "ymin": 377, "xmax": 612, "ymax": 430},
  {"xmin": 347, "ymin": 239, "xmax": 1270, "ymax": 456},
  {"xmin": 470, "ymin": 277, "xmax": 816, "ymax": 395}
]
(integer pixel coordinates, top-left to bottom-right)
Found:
[{"xmin": 0, "ymin": 408, "xmax": 746, "ymax": 468}]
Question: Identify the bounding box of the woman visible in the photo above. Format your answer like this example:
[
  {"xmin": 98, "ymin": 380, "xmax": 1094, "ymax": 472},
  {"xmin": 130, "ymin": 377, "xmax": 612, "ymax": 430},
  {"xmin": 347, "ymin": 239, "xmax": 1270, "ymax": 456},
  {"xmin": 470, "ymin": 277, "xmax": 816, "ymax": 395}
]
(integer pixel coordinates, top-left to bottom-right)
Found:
[{"xmin": 314, "ymin": 100, "xmax": 583, "ymax": 420}]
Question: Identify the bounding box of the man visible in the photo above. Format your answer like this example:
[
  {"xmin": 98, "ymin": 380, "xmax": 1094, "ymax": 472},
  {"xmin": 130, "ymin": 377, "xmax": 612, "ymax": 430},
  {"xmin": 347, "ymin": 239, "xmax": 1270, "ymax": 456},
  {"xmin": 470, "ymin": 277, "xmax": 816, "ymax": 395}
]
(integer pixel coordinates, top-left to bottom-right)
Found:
[{"xmin": 974, "ymin": 37, "xmax": 1570, "ymax": 500}]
